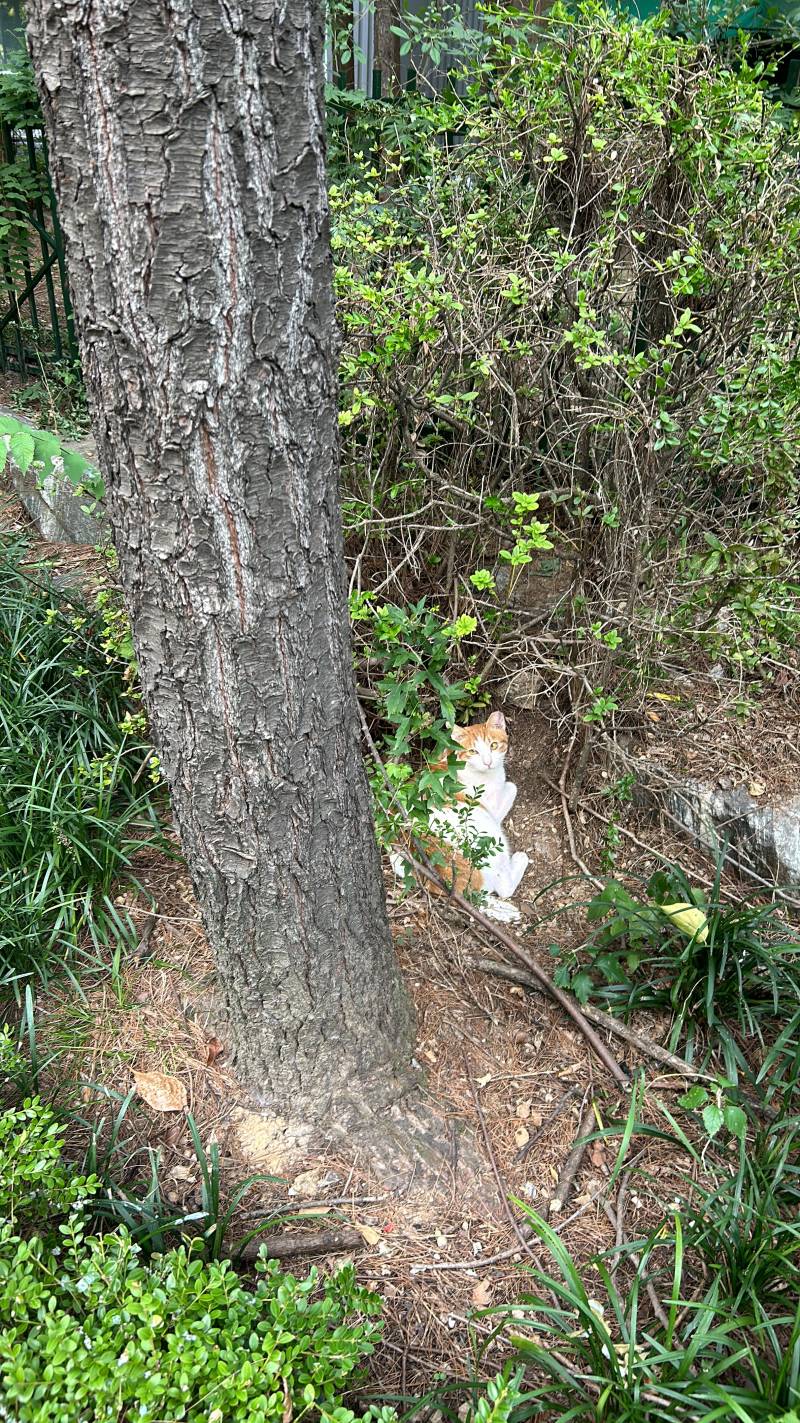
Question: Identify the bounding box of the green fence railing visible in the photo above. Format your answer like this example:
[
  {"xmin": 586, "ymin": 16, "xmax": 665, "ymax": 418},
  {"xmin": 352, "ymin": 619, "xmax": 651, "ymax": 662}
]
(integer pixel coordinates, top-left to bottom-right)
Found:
[{"xmin": 0, "ymin": 119, "xmax": 77, "ymax": 375}]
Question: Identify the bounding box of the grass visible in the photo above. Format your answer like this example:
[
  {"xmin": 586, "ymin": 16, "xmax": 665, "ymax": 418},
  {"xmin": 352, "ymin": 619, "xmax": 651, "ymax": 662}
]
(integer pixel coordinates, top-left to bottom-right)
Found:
[
  {"xmin": 485, "ymin": 1197, "xmax": 800, "ymax": 1422},
  {"xmin": 0, "ymin": 533, "xmax": 165, "ymax": 987},
  {"xmin": 558, "ymin": 859, "xmax": 800, "ymax": 1081}
]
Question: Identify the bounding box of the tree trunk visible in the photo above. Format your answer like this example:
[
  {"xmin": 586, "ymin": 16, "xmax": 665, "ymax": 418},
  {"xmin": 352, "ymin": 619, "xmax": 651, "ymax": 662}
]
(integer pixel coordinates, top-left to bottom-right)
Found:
[
  {"xmin": 373, "ymin": 0, "xmax": 402, "ymax": 95},
  {"xmin": 25, "ymin": 0, "xmax": 417, "ymax": 1135}
]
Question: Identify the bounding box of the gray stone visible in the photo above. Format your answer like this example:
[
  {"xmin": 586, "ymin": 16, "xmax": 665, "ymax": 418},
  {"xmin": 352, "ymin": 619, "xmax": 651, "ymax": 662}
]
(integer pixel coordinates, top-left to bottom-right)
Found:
[{"xmin": 624, "ymin": 754, "xmax": 800, "ymax": 891}]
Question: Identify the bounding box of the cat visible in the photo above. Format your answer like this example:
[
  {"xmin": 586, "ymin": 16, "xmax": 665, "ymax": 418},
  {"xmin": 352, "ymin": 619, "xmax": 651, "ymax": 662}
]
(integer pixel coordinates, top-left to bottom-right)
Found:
[{"xmin": 390, "ymin": 710, "xmax": 529, "ymax": 923}]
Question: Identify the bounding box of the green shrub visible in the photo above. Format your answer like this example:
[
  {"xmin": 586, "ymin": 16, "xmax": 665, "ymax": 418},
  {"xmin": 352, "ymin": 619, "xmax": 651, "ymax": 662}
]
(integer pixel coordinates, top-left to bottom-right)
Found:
[
  {"xmin": 0, "ymin": 1224, "xmax": 390, "ymax": 1423},
  {"xmin": 0, "ymin": 1026, "xmax": 98, "ymax": 1231},
  {"xmin": 331, "ymin": 1, "xmax": 800, "ymax": 720},
  {"xmin": 0, "ymin": 534, "xmax": 164, "ymax": 982},
  {"xmin": 0, "ymin": 1070, "xmax": 392, "ymax": 1422}
]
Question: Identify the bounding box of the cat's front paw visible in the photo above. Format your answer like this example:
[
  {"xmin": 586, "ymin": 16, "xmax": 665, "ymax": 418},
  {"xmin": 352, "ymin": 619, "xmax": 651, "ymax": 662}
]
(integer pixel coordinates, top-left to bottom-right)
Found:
[{"xmin": 510, "ymin": 851, "xmax": 529, "ymax": 892}]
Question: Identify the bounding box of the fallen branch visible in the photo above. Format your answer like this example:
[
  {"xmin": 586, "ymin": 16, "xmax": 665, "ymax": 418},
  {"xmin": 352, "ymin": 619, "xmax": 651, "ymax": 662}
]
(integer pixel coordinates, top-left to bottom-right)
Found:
[
  {"xmin": 358, "ymin": 704, "xmax": 630, "ymax": 1091},
  {"xmin": 472, "ymin": 954, "xmax": 705, "ymax": 1082},
  {"xmin": 232, "ymin": 1226, "xmax": 365, "ymax": 1265},
  {"xmin": 548, "ymin": 1098, "xmax": 596, "ymax": 1218}
]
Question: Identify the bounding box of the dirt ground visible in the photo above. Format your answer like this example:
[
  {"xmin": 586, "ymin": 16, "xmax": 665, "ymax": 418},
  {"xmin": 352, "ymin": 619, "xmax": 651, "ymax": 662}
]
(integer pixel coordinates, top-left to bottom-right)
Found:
[{"xmin": 0, "ymin": 457, "xmax": 794, "ymax": 1400}]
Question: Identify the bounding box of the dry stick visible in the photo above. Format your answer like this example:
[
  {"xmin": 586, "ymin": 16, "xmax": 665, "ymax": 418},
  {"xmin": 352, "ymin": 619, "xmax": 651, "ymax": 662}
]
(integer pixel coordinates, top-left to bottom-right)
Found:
[
  {"xmin": 602, "ymin": 1194, "xmax": 672, "ymax": 1335},
  {"xmin": 238, "ymin": 1194, "xmax": 384, "ymax": 1219},
  {"xmin": 357, "ymin": 703, "xmax": 630, "ymax": 1091},
  {"xmin": 472, "ymin": 955, "xmax": 707, "ymax": 1082},
  {"xmin": 555, "ymin": 742, "xmax": 603, "ymax": 888},
  {"xmin": 465, "ymin": 1057, "xmax": 536, "ymax": 1259},
  {"xmin": 232, "ymin": 1226, "xmax": 365, "ymax": 1266},
  {"xmin": 412, "ymin": 1148, "xmax": 651, "ymax": 1274},
  {"xmin": 514, "ymin": 1082, "xmax": 583, "ymax": 1163},
  {"xmin": 548, "ymin": 1098, "xmax": 596, "ymax": 1218}
]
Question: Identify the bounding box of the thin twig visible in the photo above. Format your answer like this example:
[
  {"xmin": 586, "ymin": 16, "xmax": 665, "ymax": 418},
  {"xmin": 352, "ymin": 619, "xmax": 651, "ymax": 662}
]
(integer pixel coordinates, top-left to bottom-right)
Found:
[
  {"xmin": 548, "ymin": 1097, "xmax": 595, "ymax": 1217},
  {"xmin": 514, "ymin": 1082, "xmax": 583, "ymax": 1163},
  {"xmin": 465, "ymin": 1057, "xmax": 536, "ymax": 1259},
  {"xmin": 602, "ymin": 1193, "xmax": 672, "ymax": 1334},
  {"xmin": 554, "ymin": 742, "xmax": 602, "ymax": 886}
]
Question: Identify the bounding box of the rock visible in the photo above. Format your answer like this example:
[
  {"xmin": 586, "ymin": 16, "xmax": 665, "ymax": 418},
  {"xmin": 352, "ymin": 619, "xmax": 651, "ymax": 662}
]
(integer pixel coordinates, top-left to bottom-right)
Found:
[
  {"xmin": 625, "ymin": 755, "xmax": 800, "ymax": 888},
  {"xmin": 9, "ymin": 460, "xmax": 109, "ymax": 545}
]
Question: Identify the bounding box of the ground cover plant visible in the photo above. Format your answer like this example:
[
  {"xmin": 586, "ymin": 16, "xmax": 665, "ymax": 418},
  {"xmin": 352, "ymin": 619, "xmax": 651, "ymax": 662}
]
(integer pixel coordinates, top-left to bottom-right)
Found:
[
  {"xmin": 0, "ymin": 533, "xmax": 164, "ymax": 986},
  {"xmin": 0, "ymin": 1032, "xmax": 392, "ymax": 1423}
]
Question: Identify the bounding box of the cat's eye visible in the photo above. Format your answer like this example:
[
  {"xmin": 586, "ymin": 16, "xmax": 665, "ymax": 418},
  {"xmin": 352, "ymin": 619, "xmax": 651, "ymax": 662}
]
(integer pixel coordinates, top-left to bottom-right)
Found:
[{"xmin": 490, "ymin": 740, "xmax": 501, "ymax": 749}]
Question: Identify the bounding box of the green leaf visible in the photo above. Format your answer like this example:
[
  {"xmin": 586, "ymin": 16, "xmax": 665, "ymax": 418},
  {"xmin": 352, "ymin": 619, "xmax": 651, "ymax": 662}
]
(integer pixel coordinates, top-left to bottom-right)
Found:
[
  {"xmin": 702, "ymin": 1102, "xmax": 725, "ymax": 1138},
  {"xmin": 62, "ymin": 449, "xmax": 92, "ymax": 489},
  {"xmin": 723, "ymin": 1104, "xmax": 747, "ymax": 1141},
  {"xmin": 10, "ymin": 430, "xmax": 35, "ymax": 473},
  {"xmin": 678, "ymin": 1084, "xmax": 707, "ymax": 1111},
  {"xmin": 571, "ymin": 971, "xmax": 593, "ymax": 1004}
]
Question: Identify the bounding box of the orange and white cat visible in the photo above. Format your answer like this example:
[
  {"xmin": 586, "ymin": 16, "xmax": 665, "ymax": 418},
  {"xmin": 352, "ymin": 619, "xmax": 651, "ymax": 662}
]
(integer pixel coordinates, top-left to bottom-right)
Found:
[{"xmin": 391, "ymin": 710, "xmax": 529, "ymax": 922}]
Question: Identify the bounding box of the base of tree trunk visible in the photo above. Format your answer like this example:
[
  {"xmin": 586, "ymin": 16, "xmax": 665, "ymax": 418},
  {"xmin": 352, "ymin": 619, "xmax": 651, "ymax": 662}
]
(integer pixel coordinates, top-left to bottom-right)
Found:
[
  {"xmin": 234, "ymin": 1095, "xmax": 497, "ymax": 1212},
  {"xmin": 197, "ymin": 983, "xmax": 497, "ymax": 1210},
  {"xmin": 336, "ymin": 1097, "xmax": 498, "ymax": 1212}
]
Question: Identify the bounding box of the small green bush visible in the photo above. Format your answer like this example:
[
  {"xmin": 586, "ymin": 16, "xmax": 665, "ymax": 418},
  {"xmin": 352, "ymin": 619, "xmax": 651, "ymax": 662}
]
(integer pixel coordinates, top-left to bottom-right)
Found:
[
  {"xmin": 0, "ymin": 1071, "xmax": 391, "ymax": 1423},
  {"xmin": 0, "ymin": 1224, "xmax": 389, "ymax": 1423}
]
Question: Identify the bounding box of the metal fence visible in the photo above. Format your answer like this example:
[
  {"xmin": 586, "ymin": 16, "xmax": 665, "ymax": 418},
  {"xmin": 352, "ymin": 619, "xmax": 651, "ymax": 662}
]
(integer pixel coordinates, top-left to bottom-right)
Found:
[{"xmin": 0, "ymin": 120, "xmax": 77, "ymax": 375}]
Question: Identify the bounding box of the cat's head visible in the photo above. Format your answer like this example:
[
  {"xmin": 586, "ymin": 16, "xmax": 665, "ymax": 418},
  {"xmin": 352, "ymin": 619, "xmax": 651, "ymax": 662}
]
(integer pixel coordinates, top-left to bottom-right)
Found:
[{"xmin": 450, "ymin": 710, "xmax": 508, "ymax": 774}]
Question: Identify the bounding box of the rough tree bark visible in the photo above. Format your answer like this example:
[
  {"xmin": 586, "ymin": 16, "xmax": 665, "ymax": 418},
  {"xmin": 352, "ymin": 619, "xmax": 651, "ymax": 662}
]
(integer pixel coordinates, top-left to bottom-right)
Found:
[
  {"xmin": 373, "ymin": 0, "xmax": 402, "ymax": 95},
  {"xmin": 25, "ymin": 0, "xmax": 425, "ymax": 1154}
]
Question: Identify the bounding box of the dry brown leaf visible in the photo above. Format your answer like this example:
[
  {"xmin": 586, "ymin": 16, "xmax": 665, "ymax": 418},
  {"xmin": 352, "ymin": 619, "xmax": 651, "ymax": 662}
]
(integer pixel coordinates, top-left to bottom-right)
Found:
[
  {"xmin": 590, "ymin": 1141, "xmax": 606, "ymax": 1168},
  {"xmin": 205, "ymin": 1036, "xmax": 224, "ymax": 1065},
  {"xmin": 514, "ymin": 1125, "xmax": 530, "ymax": 1149},
  {"xmin": 515, "ymin": 1099, "xmax": 532, "ymax": 1121},
  {"xmin": 646, "ymin": 710, "xmax": 661, "ymax": 722},
  {"xmin": 133, "ymin": 1070, "xmax": 187, "ymax": 1113},
  {"xmin": 354, "ymin": 1222, "xmax": 381, "ymax": 1247},
  {"xmin": 529, "ymin": 1110, "xmax": 543, "ymax": 1128},
  {"xmin": 475, "ymin": 1073, "xmax": 492, "ymax": 1088},
  {"xmin": 472, "ymin": 1280, "xmax": 493, "ymax": 1308},
  {"xmin": 749, "ymin": 779, "xmax": 766, "ymax": 798},
  {"xmin": 282, "ymin": 1377, "xmax": 292, "ymax": 1423},
  {"xmin": 297, "ymin": 1205, "xmax": 332, "ymax": 1218}
]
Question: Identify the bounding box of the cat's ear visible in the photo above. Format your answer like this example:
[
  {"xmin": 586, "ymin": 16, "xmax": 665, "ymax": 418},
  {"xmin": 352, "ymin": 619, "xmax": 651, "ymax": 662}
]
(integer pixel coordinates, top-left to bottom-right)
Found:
[
  {"xmin": 450, "ymin": 724, "xmax": 468, "ymax": 746},
  {"xmin": 486, "ymin": 710, "xmax": 506, "ymax": 733}
]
